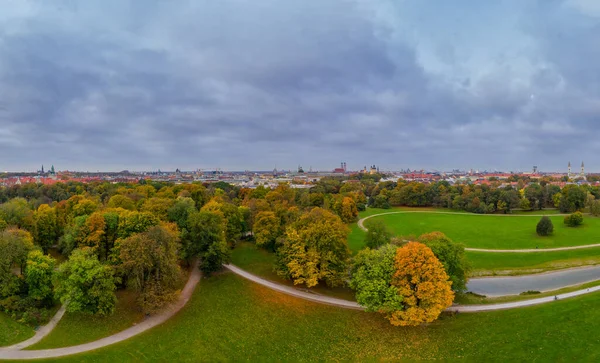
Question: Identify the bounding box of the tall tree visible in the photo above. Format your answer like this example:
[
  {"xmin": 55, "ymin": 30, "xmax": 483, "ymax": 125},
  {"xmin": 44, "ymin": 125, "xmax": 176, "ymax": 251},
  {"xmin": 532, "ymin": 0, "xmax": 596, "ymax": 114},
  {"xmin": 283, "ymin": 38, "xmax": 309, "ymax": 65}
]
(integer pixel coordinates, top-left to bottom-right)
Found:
[
  {"xmin": 186, "ymin": 211, "xmax": 231, "ymax": 274},
  {"xmin": 418, "ymin": 232, "xmax": 470, "ymax": 292},
  {"xmin": 276, "ymin": 208, "xmax": 350, "ymax": 288},
  {"xmin": 54, "ymin": 247, "xmax": 117, "ymax": 315},
  {"xmin": 25, "ymin": 250, "xmax": 56, "ymax": 304},
  {"xmin": 390, "ymin": 242, "xmax": 454, "ymax": 326}
]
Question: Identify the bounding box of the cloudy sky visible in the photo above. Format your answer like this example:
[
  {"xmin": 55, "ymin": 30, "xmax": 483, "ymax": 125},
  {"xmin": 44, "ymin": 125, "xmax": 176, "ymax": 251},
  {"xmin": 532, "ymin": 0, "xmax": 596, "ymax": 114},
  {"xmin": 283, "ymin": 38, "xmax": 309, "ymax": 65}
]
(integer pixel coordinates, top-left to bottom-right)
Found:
[{"xmin": 1, "ymin": 0, "xmax": 599, "ymax": 172}]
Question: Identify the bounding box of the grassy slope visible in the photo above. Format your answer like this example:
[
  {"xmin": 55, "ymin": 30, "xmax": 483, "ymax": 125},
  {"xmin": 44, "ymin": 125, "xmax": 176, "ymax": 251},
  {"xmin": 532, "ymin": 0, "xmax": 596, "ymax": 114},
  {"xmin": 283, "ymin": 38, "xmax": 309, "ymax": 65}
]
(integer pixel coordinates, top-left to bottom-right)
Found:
[
  {"xmin": 27, "ymin": 290, "xmax": 145, "ymax": 350},
  {"xmin": 42, "ymin": 272, "xmax": 600, "ymax": 362},
  {"xmin": 230, "ymin": 242, "xmax": 355, "ymax": 300},
  {"xmin": 0, "ymin": 312, "xmax": 34, "ymax": 348},
  {"xmin": 369, "ymin": 213, "xmax": 600, "ymax": 249}
]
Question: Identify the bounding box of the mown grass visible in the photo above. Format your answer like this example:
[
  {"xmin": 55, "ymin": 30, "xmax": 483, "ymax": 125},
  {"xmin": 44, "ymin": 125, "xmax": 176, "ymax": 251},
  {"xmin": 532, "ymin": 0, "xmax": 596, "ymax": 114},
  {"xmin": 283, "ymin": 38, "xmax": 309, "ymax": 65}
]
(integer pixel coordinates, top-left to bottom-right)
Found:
[
  {"xmin": 39, "ymin": 272, "xmax": 600, "ymax": 362},
  {"xmin": 0, "ymin": 312, "xmax": 34, "ymax": 347},
  {"xmin": 367, "ymin": 212, "xmax": 600, "ymax": 249},
  {"xmin": 27, "ymin": 290, "xmax": 145, "ymax": 350},
  {"xmin": 231, "ymin": 242, "xmax": 356, "ymax": 300}
]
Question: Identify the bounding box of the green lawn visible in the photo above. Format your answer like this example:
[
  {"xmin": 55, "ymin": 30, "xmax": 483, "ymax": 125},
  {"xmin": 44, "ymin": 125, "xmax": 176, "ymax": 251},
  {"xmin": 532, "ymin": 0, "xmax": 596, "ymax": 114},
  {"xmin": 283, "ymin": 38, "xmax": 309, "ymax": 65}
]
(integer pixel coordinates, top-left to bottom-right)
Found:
[
  {"xmin": 39, "ymin": 272, "xmax": 600, "ymax": 362},
  {"xmin": 366, "ymin": 212, "xmax": 600, "ymax": 249},
  {"xmin": 231, "ymin": 242, "xmax": 356, "ymax": 301},
  {"xmin": 27, "ymin": 290, "xmax": 144, "ymax": 350},
  {"xmin": 0, "ymin": 312, "xmax": 34, "ymax": 347}
]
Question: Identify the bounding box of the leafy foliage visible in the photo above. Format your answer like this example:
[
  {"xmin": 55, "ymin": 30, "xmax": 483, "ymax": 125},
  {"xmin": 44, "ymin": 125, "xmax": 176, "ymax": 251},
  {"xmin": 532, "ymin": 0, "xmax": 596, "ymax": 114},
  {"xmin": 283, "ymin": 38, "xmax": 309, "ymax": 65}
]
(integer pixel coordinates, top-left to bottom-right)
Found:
[
  {"xmin": 186, "ymin": 211, "xmax": 231, "ymax": 274},
  {"xmin": 364, "ymin": 219, "xmax": 392, "ymax": 249},
  {"xmin": 54, "ymin": 248, "xmax": 117, "ymax": 315},
  {"xmin": 390, "ymin": 242, "xmax": 454, "ymax": 326},
  {"xmin": 536, "ymin": 216, "xmax": 554, "ymax": 236},
  {"xmin": 564, "ymin": 212, "xmax": 584, "ymax": 227},
  {"xmin": 418, "ymin": 232, "xmax": 470, "ymax": 293}
]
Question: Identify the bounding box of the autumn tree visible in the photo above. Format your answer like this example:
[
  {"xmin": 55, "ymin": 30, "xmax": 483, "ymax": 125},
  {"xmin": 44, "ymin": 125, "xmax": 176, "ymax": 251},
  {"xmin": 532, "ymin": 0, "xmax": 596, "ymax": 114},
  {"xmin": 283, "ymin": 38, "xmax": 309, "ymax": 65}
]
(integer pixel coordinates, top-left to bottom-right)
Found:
[
  {"xmin": 119, "ymin": 225, "xmax": 182, "ymax": 312},
  {"xmin": 253, "ymin": 211, "xmax": 281, "ymax": 251},
  {"xmin": 140, "ymin": 197, "xmax": 175, "ymax": 221},
  {"xmin": 389, "ymin": 242, "xmax": 454, "ymax": 326},
  {"xmin": 107, "ymin": 195, "xmax": 136, "ymax": 210},
  {"xmin": 0, "ymin": 197, "xmax": 33, "ymax": 229},
  {"xmin": 418, "ymin": 232, "xmax": 470, "ymax": 292},
  {"xmin": 340, "ymin": 197, "xmax": 358, "ymax": 223},
  {"xmin": 201, "ymin": 198, "xmax": 243, "ymax": 245},
  {"xmin": 350, "ymin": 244, "xmax": 403, "ymax": 315},
  {"xmin": 276, "ymin": 208, "xmax": 350, "ymax": 288},
  {"xmin": 0, "ymin": 228, "xmax": 35, "ymax": 298},
  {"xmin": 33, "ymin": 204, "xmax": 59, "ymax": 253},
  {"xmin": 54, "ymin": 247, "xmax": 117, "ymax": 315}
]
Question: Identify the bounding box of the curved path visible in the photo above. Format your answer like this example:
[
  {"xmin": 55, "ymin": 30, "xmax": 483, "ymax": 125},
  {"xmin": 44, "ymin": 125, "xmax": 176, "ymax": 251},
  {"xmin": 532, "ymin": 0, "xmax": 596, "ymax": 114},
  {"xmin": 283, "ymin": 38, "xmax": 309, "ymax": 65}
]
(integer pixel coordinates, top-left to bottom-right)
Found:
[
  {"xmin": 224, "ymin": 264, "xmax": 600, "ymax": 313},
  {"xmin": 468, "ymin": 265, "xmax": 600, "ymax": 296},
  {"xmin": 1, "ymin": 304, "xmax": 68, "ymax": 350},
  {"xmin": 358, "ymin": 211, "xmax": 600, "ymax": 253},
  {"xmin": 0, "ymin": 261, "xmax": 201, "ymax": 360}
]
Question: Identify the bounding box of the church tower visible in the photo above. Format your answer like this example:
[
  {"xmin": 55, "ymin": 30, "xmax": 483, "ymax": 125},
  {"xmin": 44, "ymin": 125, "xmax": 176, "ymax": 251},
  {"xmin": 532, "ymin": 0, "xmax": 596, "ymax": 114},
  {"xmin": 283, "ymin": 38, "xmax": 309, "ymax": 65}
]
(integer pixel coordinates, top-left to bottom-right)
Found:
[
  {"xmin": 568, "ymin": 161, "xmax": 571, "ymax": 178},
  {"xmin": 581, "ymin": 161, "xmax": 585, "ymax": 178}
]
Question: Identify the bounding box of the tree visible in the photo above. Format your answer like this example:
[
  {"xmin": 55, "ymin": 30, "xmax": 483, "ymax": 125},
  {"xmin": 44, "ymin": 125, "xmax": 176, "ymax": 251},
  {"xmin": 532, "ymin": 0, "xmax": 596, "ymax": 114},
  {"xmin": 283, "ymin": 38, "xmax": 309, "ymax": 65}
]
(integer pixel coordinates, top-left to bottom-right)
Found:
[
  {"xmin": 167, "ymin": 197, "xmax": 196, "ymax": 230},
  {"xmin": 201, "ymin": 198, "xmax": 244, "ymax": 245},
  {"xmin": 276, "ymin": 208, "xmax": 350, "ymax": 288},
  {"xmin": 590, "ymin": 200, "xmax": 600, "ymax": 217},
  {"xmin": 117, "ymin": 211, "xmax": 159, "ymax": 239},
  {"xmin": 119, "ymin": 225, "xmax": 182, "ymax": 312},
  {"xmin": 25, "ymin": 250, "xmax": 55, "ymax": 304},
  {"xmin": 33, "ymin": 204, "xmax": 59, "ymax": 253},
  {"xmin": 140, "ymin": 197, "xmax": 175, "ymax": 221},
  {"xmin": 564, "ymin": 212, "xmax": 584, "ymax": 227},
  {"xmin": 0, "ymin": 228, "xmax": 35, "ymax": 298},
  {"xmin": 54, "ymin": 248, "xmax": 117, "ymax": 315},
  {"xmin": 389, "ymin": 242, "xmax": 454, "ymax": 326},
  {"xmin": 364, "ymin": 219, "xmax": 392, "ymax": 249},
  {"xmin": 0, "ymin": 197, "xmax": 32, "ymax": 229},
  {"xmin": 253, "ymin": 211, "xmax": 280, "ymax": 251},
  {"xmin": 536, "ymin": 216, "xmax": 554, "ymax": 236},
  {"xmin": 340, "ymin": 197, "xmax": 358, "ymax": 223},
  {"xmin": 186, "ymin": 211, "xmax": 231, "ymax": 274},
  {"xmin": 107, "ymin": 195, "xmax": 136, "ymax": 210},
  {"xmin": 350, "ymin": 244, "xmax": 403, "ymax": 315},
  {"xmin": 418, "ymin": 232, "xmax": 470, "ymax": 293}
]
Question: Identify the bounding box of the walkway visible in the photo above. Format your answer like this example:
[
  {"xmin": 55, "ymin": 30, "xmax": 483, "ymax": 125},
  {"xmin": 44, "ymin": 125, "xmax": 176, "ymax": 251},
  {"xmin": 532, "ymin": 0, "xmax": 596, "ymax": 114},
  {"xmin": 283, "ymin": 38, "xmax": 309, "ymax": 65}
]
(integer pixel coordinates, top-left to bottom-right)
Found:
[
  {"xmin": 223, "ymin": 264, "xmax": 600, "ymax": 313},
  {"xmin": 467, "ymin": 265, "xmax": 600, "ymax": 296},
  {"xmin": 1, "ymin": 304, "xmax": 67, "ymax": 350},
  {"xmin": 0, "ymin": 261, "xmax": 201, "ymax": 360},
  {"xmin": 358, "ymin": 211, "xmax": 600, "ymax": 253}
]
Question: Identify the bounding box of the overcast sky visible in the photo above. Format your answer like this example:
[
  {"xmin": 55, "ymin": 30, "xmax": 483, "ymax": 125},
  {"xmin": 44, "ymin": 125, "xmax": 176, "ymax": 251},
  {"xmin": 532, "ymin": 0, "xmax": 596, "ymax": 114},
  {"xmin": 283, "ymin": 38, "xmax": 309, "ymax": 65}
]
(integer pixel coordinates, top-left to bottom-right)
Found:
[{"xmin": 1, "ymin": 0, "xmax": 599, "ymax": 172}]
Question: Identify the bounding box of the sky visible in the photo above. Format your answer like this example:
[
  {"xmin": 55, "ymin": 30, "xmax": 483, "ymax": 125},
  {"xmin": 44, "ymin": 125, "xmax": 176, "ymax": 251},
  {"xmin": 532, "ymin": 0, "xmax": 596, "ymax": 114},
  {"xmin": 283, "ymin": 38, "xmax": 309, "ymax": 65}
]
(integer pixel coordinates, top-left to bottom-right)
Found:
[{"xmin": 1, "ymin": 0, "xmax": 599, "ymax": 172}]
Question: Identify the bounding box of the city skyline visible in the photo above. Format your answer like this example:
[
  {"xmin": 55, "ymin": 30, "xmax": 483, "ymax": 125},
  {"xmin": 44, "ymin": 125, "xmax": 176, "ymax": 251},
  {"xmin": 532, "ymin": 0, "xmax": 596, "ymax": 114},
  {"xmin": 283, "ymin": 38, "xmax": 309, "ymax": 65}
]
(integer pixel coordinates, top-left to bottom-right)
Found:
[{"xmin": 2, "ymin": 1, "xmax": 600, "ymax": 171}]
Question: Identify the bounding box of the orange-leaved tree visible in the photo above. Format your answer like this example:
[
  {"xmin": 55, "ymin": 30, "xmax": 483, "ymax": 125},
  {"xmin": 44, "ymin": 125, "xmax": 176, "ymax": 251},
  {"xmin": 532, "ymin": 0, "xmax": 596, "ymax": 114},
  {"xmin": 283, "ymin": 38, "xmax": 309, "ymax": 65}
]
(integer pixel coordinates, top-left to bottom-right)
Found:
[{"xmin": 390, "ymin": 242, "xmax": 454, "ymax": 326}]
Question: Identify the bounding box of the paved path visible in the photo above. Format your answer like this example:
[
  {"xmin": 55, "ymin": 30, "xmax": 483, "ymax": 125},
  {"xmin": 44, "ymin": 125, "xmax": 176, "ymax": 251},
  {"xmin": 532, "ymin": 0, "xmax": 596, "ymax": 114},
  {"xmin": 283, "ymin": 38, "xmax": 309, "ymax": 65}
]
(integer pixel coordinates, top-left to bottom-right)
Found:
[
  {"xmin": 1, "ymin": 304, "xmax": 68, "ymax": 350},
  {"xmin": 0, "ymin": 261, "xmax": 201, "ymax": 360},
  {"xmin": 467, "ymin": 265, "xmax": 600, "ymax": 296},
  {"xmin": 223, "ymin": 264, "xmax": 600, "ymax": 313},
  {"xmin": 358, "ymin": 211, "xmax": 600, "ymax": 253}
]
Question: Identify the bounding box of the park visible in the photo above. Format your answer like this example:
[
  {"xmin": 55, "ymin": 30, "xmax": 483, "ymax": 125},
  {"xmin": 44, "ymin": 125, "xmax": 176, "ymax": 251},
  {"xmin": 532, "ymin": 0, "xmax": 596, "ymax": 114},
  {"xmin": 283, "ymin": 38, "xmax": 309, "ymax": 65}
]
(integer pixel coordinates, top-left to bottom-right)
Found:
[{"xmin": 2, "ymin": 182, "xmax": 600, "ymax": 361}]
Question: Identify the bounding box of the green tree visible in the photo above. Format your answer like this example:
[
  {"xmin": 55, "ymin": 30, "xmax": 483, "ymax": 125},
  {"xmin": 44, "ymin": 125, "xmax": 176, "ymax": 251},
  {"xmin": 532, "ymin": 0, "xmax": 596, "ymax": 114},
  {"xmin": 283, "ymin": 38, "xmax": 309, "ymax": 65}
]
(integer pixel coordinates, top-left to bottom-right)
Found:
[
  {"xmin": 167, "ymin": 197, "xmax": 196, "ymax": 230},
  {"xmin": 25, "ymin": 250, "xmax": 56, "ymax": 304},
  {"xmin": 350, "ymin": 244, "xmax": 403, "ymax": 314},
  {"xmin": 54, "ymin": 248, "xmax": 117, "ymax": 315},
  {"xmin": 564, "ymin": 212, "xmax": 584, "ymax": 227},
  {"xmin": 418, "ymin": 232, "xmax": 471, "ymax": 292},
  {"xmin": 186, "ymin": 211, "xmax": 231, "ymax": 274},
  {"xmin": 364, "ymin": 219, "xmax": 392, "ymax": 249},
  {"xmin": 276, "ymin": 208, "xmax": 350, "ymax": 288},
  {"xmin": 119, "ymin": 225, "xmax": 182, "ymax": 312},
  {"xmin": 0, "ymin": 228, "xmax": 35, "ymax": 298},
  {"xmin": 0, "ymin": 198, "xmax": 32, "ymax": 229},
  {"xmin": 107, "ymin": 195, "xmax": 136, "ymax": 210},
  {"xmin": 536, "ymin": 216, "xmax": 554, "ymax": 236},
  {"xmin": 253, "ymin": 211, "xmax": 281, "ymax": 251}
]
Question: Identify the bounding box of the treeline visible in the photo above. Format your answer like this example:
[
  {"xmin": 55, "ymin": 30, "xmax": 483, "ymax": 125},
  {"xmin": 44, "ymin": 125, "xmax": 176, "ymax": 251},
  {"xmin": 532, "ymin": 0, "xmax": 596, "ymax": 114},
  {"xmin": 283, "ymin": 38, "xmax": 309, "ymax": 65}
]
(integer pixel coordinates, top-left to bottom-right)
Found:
[{"xmin": 0, "ymin": 180, "xmax": 365, "ymax": 324}]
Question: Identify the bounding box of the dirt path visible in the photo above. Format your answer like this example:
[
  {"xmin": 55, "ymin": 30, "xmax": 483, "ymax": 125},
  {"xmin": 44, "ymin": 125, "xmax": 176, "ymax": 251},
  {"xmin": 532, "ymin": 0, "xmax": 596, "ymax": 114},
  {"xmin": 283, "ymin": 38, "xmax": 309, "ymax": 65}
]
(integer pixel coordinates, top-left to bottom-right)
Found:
[
  {"xmin": 1, "ymin": 304, "xmax": 67, "ymax": 350},
  {"xmin": 357, "ymin": 211, "xmax": 600, "ymax": 253},
  {"xmin": 0, "ymin": 261, "xmax": 201, "ymax": 360}
]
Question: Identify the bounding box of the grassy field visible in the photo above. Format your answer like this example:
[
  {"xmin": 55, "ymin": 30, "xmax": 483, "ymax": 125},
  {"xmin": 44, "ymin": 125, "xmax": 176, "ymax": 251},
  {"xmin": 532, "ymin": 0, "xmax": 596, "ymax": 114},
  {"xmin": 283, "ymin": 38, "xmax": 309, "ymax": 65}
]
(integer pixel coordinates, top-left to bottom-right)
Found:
[
  {"xmin": 231, "ymin": 242, "xmax": 356, "ymax": 300},
  {"xmin": 27, "ymin": 290, "xmax": 145, "ymax": 350},
  {"xmin": 365, "ymin": 212, "xmax": 600, "ymax": 249},
  {"xmin": 0, "ymin": 312, "xmax": 34, "ymax": 348},
  {"xmin": 38, "ymin": 272, "xmax": 600, "ymax": 362}
]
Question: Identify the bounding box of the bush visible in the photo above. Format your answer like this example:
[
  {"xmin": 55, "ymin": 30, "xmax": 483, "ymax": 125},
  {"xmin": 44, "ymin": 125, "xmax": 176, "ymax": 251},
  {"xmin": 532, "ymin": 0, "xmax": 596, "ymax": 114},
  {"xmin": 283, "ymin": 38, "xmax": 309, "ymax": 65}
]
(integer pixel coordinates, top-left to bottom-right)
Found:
[
  {"xmin": 564, "ymin": 212, "xmax": 584, "ymax": 227},
  {"xmin": 536, "ymin": 216, "xmax": 554, "ymax": 236}
]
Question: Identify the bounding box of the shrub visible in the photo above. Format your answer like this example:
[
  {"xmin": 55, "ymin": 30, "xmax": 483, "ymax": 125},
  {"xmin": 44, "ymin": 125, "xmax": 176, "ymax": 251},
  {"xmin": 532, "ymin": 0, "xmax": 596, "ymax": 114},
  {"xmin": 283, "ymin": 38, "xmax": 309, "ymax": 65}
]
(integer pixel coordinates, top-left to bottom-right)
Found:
[
  {"xmin": 536, "ymin": 216, "xmax": 554, "ymax": 236},
  {"xmin": 564, "ymin": 212, "xmax": 584, "ymax": 227}
]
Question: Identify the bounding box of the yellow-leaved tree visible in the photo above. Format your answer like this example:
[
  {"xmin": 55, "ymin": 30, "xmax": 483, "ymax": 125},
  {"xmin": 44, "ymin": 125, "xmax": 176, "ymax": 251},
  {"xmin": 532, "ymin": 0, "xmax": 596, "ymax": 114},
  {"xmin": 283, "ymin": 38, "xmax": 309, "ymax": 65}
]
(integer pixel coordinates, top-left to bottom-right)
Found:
[{"xmin": 390, "ymin": 242, "xmax": 454, "ymax": 326}]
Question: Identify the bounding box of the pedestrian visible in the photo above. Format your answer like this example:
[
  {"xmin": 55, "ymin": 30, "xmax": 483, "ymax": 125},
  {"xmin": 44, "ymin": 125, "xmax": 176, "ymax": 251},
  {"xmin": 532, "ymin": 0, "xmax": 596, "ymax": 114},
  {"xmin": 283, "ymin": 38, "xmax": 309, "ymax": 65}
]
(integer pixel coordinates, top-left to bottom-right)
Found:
[{"xmin": 554, "ymin": 295, "xmax": 558, "ymax": 301}]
